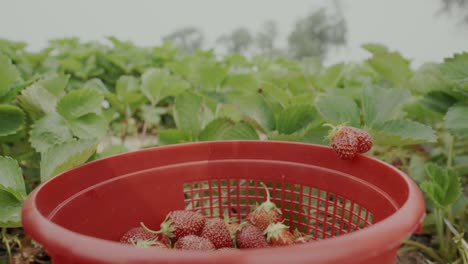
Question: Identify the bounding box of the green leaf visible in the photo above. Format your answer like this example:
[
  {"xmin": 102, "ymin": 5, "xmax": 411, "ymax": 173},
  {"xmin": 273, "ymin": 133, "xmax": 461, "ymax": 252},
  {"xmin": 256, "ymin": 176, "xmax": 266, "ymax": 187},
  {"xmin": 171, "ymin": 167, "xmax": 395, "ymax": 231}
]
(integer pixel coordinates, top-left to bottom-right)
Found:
[
  {"xmin": 222, "ymin": 122, "xmax": 259, "ymax": 140},
  {"xmin": 41, "ymin": 139, "xmax": 98, "ymax": 182},
  {"xmin": 140, "ymin": 105, "xmax": 165, "ymax": 125},
  {"xmin": 199, "ymin": 118, "xmax": 235, "ymax": 141},
  {"xmin": 97, "ymin": 144, "xmax": 127, "ymax": 159},
  {"xmin": 115, "ymin": 76, "xmax": 146, "ymax": 114},
  {"xmin": 0, "ymin": 53, "xmax": 20, "ymax": 97},
  {"xmin": 260, "ymin": 82, "xmax": 291, "ymax": 107},
  {"xmin": 316, "ymin": 63, "xmax": 344, "ymax": 89},
  {"xmin": 276, "ymin": 105, "xmax": 315, "ymax": 134},
  {"xmin": 198, "ymin": 118, "xmax": 258, "ymax": 141},
  {"xmin": 421, "ymin": 163, "xmax": 461, "ymax": 208},
  {"xmin": 301, "ymin": 123, "xmax": 329, "ymax": 145},
  {"xmin": 0, "ymin": 104, "xmax": 25, "ymax": 136},
  {"xmin": 38, "ymin": 73, "xmax": 69, "ymax": 97},
  {"xmin": 0, "ymin": 190, "xmax": 22, "ymax": 228},
  {"xmin": 362, "ymin": 86, "xmax": 411, "ymax": 127},
  {"xmin": 0, "ymin": 156, "xmax": 26, "ymax": 201},
  {"xmin": 158, "ymin": 129, "xmax": 188, "ymax": 145},
  {"xmin": 173, "ymin": 91, "xmax": 205, "ymax": 140},
  {"xmin": 361, "ymin": 43, "xmax": 389, "ymax": 54},
  {"xmin": 372, "ymin": 119, "xmax": 437, "ymax": 146},
  {"xmin": 408, "ymin": 155, "xmax": 427, "ymax": 183},
  {"xmin": 235, "ymin": 95, "xmax": 276, "ymax": 132},
  {"xmin": 83, "ymin": 78, "xmax": 108, "ymax": 93},
  {"xmin": 18, "ymin": 83, "xmax": 58, "ymax": 119},
  {"xmin": 439, "ymin": 52, "xmax": 468, "ymax": 90},
  {"xmin": 315, "ymin": 94, "xmax": 360, "ymax": 127},
  {"xmin": 444, "ymin": 104, "xmax": 468, "ymax": 138},
  {"xmin": 140, "ymin": 68, "xmax": 188, "ymax": 105},
  {"xmin": 407, "ymin": 63, "xmax": 451, "ymax": 94},
  {"xmin": 57, "ymin": 89, "xmax": 103, "ymax": 120},
  {"xmin": 363, "ymin": 43, "xmax": 412, "ymax": 86},
  {"xmin": 68, "ymin": 114, "xmax": 108, "ymax": 139},
  {"xmin": 30, "ymin": 113, "xmax": 73, "ymax": 153}
]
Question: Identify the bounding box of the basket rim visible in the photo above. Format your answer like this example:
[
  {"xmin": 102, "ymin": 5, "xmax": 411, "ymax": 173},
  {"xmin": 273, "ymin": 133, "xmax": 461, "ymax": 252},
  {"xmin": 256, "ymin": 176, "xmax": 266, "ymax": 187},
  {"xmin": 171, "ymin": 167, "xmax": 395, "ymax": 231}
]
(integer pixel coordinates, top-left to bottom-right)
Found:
[{"xmin": 22, "ymin": 140, "xmax": 426, "ymax": 263}]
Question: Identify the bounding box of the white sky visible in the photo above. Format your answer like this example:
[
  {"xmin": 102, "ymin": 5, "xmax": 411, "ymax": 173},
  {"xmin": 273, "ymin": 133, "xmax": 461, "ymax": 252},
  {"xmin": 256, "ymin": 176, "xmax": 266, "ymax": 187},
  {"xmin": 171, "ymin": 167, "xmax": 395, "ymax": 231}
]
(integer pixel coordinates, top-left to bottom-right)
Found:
[{"xmin": 0, "ymin": 0, "xmax": 467, "ymax": 66}]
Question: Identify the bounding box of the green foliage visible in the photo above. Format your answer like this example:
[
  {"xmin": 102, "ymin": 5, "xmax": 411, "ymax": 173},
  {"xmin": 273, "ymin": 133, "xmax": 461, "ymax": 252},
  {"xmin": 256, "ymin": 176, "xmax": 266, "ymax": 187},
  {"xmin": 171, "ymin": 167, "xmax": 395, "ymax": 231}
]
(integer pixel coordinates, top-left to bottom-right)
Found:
[
  {"xmin": 0, "ymin": 157, "xmax": 26, "ymax": 227},
  {"xmin": 439, "ymin": 52, "xmax": 468, "ymax": 91},
  {"xmin": 372, "ymin": 120, "xmax": 437, "ymax": 146},
  {"xmin": 0, "ymin": 53, "xmax": 20, "ymax": 98},
  {"xmin": 40, "ymin": 139, "xmax": 98, "ymax": 182},
  {"xmin": 0, "ymin": 105, "xmax": 25, "ymax": 137},
  {"xmin": 315, "ymin": 94, "xmax": 360, "ymax": 127},
  {"xmin": 421, "ymin": 163, "xmax": 461, "ymax": 209},
  {"xmin": 0, "ymin": 39, "xmax": 467, "ymax": 264},
  {"xmin": 444, "ymin": 104, "xmax": 468, "ymax": 138}
]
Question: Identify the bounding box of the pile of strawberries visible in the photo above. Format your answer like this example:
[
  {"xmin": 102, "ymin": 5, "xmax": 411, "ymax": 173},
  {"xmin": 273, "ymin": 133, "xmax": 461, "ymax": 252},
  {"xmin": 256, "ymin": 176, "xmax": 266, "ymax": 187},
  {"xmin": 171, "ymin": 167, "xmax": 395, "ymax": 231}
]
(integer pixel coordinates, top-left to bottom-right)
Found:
[{"xmin": 119, "ymin": 183, "xmax": 312, "ymax": 250}]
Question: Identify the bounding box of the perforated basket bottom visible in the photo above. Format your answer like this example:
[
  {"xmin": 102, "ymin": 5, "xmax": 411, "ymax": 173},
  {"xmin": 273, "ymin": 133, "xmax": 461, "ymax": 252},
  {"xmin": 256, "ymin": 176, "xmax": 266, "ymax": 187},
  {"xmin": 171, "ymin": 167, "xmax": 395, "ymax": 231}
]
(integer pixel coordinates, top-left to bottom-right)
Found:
[{"xmin": 183, "ymin": 179, "xmax": 374, "ymax": 240}]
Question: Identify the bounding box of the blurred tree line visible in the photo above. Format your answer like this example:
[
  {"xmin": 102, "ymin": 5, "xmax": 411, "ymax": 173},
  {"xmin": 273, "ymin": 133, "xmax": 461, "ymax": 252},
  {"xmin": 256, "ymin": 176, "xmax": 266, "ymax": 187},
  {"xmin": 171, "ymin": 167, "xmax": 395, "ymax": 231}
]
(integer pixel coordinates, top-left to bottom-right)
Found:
[{"xmin": 162, "ymin": 7, "xmax": 347, "ymax": 62}]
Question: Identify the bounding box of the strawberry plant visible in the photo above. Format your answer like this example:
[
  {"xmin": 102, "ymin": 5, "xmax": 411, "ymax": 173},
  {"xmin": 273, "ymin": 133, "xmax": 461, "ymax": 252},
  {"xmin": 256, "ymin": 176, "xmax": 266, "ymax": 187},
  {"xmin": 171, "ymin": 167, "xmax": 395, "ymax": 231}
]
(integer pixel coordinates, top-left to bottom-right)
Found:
[{"xmin": 0, "ymin": 37, "xmax": 466, "ymax": 263}]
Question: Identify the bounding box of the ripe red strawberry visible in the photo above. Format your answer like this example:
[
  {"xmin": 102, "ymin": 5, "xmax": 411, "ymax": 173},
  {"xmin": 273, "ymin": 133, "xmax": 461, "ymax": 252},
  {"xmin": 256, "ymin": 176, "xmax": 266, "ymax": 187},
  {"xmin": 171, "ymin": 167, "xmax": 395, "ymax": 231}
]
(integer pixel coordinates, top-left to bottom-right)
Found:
[
  {"xmin": 120, "ymin": 227, "xmax": 157, "ymax": 244},
  {"xmin": 328, "ymin": 125, "xmax": 358, "ymax": 160},
  {"xmin": 264, "ymin": 223, "xmax": 294, "ymax": 246},
  {"xmin": 348, "ymin": 127, "xmax": 373, "ymax": 153},
  {"xmin": 120, "ymin": 227, "xmax": 171, "ymax": 248},
  {"xmin": 175, "ymin": 235, "xmax": 215, "ymax": 251},
  {"xmin": 141, "ymin": 210, "xmax": 206, "ymax": 241},
  {"xmin": 201, "ymin": 218, "xmax": 234, "ymax": 249},
  {"xmin": 236, "ymin": 225, "xmax": 269, "ymax": 249},
  {"xmin": 246, "ymin": 182, "xmax": 284, "ymax": 231}
]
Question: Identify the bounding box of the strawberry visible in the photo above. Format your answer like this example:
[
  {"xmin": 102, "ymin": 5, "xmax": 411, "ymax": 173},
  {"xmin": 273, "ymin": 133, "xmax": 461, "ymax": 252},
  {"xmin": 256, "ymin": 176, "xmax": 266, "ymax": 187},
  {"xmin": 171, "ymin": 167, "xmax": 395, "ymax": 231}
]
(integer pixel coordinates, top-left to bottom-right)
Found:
[
  {"xmin": 120, "ymin": 227, "xmax": 171, "ymax": 248},
  {"xmin": 247, "ymin": 182, "xmax": 284, "ymax": 231},
  {"xmin": 141, "ymin": 210, "xmax": 206, "ymax": 241},
  {"xmin": 264, "ymin": 223, "xmax": 294, "ymax": 246},
  {"xmin": 201, "ymin": 218, "xmax": 234, "ymax": 249},
  {"xmin": 236, "ymin": 225, "xmax": 269, "ymax": 249},
  {"xmin": 175, "ymin": 235, "xmax": 215, "ymax": 251},
  {"xmin": 348, "ymin": 127, "xmax": 373, "ymax": 153},
  {"xmin": 328, "ymin": 125, "xmax": 358, "ymax": 160},
  {"xmin": 120, "ymin": 227, "xmax": 157, "ymax": 244}
]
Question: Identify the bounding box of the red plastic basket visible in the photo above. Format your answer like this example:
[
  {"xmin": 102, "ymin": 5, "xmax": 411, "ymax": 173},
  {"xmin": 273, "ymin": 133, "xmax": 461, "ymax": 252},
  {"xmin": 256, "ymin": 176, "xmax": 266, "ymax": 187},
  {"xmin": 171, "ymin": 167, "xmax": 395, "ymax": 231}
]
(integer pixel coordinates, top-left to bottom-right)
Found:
[{"xmin": 22, "ymin": 141, "xmax": 425, "ymax": 264}]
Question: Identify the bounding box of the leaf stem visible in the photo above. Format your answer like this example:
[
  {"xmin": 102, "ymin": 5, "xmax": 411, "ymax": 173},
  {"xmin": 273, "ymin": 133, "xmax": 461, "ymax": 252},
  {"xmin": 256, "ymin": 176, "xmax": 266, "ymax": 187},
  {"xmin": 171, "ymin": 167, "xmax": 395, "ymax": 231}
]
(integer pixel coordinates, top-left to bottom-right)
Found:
[
  {"xmin": 447, "ymin": 134, "xmax": 454, "ymax": 169},
  {"xmin": 402, "ymin": 240, "xmax": 445, "ymax": 263},
  {"xmin": 434, "ymin": 208, "xmax": 447, "ymax": 258}
]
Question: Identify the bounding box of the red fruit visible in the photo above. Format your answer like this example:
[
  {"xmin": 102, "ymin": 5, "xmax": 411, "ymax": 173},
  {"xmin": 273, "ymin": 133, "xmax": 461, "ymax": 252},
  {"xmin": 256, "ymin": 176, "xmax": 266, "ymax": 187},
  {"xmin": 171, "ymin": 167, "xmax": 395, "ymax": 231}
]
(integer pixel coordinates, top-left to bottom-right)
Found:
[
  {"xmin": 329, "ymin": 126, "xmax": 358, "ymax": 160},
  {"xmin": 120, "ymin": 227, "xmax": 171, "ymax": 248},
  {"xmin": 264, "ymin": 223, "xmax": 294, "ymax": 246},
  {"xmin": 141, "ymin": 210, "xmax": 206, "ymax": 241},
  {"xmin": 246, "ymin": 182, "xmax": 284, "ymax": 231},
  {"xmin": 236, "ymin": 225, "xmax": 269, "ymax": 249},
  {"xmin": 201, "ymin": 218, "xmax": 234, "ymax": 249},
  {"xmin": 175, "ymin": 235, "xmax": 215, "ymax": 251},
  {"xmin": 120, "ymin": 227, "xmax": 157, "ymax": 244},
  {"xmin": 348, "ymin": 127, "xmax": 373, "ymax": 153}
]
